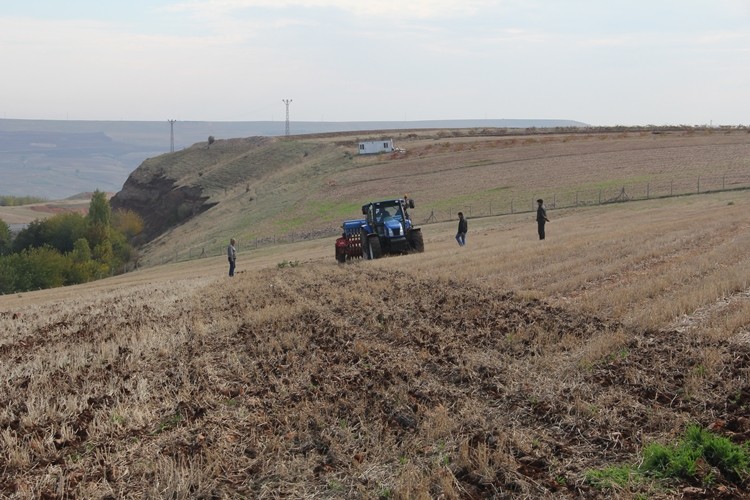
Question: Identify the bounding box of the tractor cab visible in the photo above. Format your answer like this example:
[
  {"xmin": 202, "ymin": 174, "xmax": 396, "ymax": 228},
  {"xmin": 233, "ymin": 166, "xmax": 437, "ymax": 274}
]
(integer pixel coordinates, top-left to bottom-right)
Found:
[{"xmin": 362, "ymin": 198, "xmax": 414, "ymax": 237}]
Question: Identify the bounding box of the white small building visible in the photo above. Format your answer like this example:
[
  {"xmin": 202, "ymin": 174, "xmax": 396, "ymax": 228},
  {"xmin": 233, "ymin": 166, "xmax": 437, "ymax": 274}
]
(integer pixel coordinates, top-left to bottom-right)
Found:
[{"xmin": 358, "ymin": 139, "xmax": 395, "ymax": 155}]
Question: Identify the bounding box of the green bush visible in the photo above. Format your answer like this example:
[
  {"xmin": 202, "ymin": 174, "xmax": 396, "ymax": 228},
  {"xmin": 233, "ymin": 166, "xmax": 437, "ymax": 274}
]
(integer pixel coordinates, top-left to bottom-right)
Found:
[{"xmin": 0, "ymin": 246, "xmax": 70, "ymax": 292}]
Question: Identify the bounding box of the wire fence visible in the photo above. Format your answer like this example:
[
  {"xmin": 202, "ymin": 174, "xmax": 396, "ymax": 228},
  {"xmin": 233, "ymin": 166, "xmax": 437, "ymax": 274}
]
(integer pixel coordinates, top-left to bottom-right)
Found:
[
  {"xmin": 424, "ymin": 173, "xmax": 750, "ymax": 222},
  {"xmin": 143, "ymin": 172, "xmax": 750, "ymax": 267}
]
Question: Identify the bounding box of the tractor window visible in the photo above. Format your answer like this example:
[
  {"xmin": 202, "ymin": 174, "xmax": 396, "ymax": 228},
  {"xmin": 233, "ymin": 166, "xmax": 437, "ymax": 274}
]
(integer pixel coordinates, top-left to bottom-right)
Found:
[{"xmin": 390, "ymin": 204, "xmax": 403, "ymax": 222}]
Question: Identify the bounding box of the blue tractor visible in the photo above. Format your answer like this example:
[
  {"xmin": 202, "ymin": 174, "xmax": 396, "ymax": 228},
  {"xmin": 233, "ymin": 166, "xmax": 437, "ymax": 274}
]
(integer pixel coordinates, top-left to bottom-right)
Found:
[{"xmin": 335, "ymin": 196, "xmax": 424, "ymax": 262}]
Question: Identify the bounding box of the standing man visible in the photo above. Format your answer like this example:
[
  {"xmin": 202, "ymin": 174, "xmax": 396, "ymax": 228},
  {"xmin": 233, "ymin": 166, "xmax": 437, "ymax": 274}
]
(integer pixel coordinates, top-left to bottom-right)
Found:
[
  {"xmin": 456, "ymin": 211, "xmax": 468, "ymax": 246},
  {"xmin": 227, "ymin": 238, "xmax": 237, "ymax": 276},
  {"xmin": 536, "ymin": 199, "xmax": 549, "ymax": 240}
]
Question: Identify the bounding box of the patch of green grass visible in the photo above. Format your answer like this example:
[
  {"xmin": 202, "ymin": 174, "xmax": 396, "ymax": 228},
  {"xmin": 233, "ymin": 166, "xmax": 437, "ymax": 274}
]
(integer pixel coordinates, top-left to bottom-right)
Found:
[
  {"xmin": 110, "ymin": 412, "xmax": 126, "ymax": 425},
  {"xmin": 274, "ymin": 216, "xmax": 306, "ymax": 232},
  {"xmin": 327, "ymin": 479, "xmax": 344, "ymax": 492},
  {"xmin": 641, "ymin": 424, "xmax": 750, "ymax": 483},
  {"xmin": 585, "ymin": 465, "xmax": 638, "ymax": 489},
  {"xmin": 377, "ymin": 486, "xmax": 393, "ymax": 499},
  {"xmin": 277, "ymin": 260, "xmax": 300, "ymax": 268},
  {"xmin": 428, "ymin": 186, "xmax": 512, "ymax": 211},
  {"xmin": 308, "ymin": 199, "xmax": 362, "ymax": 219},
  {"xmin": 154, "ymin": 412, "xmax": 183, "ymax": 434},
  {"xmin": 586, "ymin": 425, "xmax": 750, "ymax": 492}
]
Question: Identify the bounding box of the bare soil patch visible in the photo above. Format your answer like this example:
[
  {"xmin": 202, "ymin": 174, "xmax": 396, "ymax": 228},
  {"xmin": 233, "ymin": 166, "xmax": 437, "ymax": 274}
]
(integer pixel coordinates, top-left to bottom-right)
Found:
[{"xmin": 2, "ymin": 261, "xmax": 749, "ymax": 498}]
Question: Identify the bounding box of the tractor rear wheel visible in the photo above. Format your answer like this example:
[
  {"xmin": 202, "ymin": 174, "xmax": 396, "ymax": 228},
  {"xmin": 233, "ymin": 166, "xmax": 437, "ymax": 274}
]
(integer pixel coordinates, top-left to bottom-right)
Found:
[
  {"xmin": 408, "ymin": 228, "xmax": 424, "ymax": 253},
  {"xmin": 367, "ymin": 234, "xmax": 383, "ymax": 259}
]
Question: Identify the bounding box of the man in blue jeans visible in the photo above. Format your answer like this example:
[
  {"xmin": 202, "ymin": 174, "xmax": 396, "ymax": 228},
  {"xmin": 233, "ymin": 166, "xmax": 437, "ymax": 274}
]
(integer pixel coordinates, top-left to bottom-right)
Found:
[
  {"xmin": 227, "ymin": 238, "xmax": 237, "ymax": 276},
  {"xmin": 456, "ymin": 212, "xmax": 467, "ymax": 246}
]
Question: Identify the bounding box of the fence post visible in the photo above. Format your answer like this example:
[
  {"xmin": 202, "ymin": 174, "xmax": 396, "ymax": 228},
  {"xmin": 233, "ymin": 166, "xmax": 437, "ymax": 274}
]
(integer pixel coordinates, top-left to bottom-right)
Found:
[
  {"xmin": 598, "ymin": 190, "xmax": 601, "ymax": 204},
  {"xmin": 647, "ymin": 183, "xmax": 650, "ymax": 199},
  {"xmin": 723, "ymin": 175, "xmax": 725, "ymax": 190},
  {"xmin": 697, "ymin": 177, "xmax": 700, "ymax": 193},
  {"xmin": 575, "ymin": 191, "xmax": 579, "ymax": 206},
  {"xmin": 511, "ymin": 199, "xmax": 514, "ymax": 214},
  {"xmin": 553, "ymin": 194, "xmax": 556, "ymax": 208},
  {"xmin": 670, "ymin": 180, "xmax": 673, "ymax": 196},
  {"xmin": 489, "ymin": 201, "xmax": 492, "ymax": 215}
]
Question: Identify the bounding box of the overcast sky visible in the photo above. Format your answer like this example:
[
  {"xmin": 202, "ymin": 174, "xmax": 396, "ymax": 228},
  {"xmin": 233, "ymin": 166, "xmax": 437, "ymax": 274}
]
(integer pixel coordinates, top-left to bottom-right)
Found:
[{"xmin": 1, "ymin": 0, "xmax": 748, "ymax": 126}]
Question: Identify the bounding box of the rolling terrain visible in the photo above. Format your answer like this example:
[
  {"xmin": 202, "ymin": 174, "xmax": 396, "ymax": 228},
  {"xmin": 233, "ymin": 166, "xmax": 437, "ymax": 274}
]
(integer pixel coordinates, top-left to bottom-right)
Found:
[
  {"xmin": 107, "ymin": 127, "xmax": 750, "ymax": 267},
  {"xmin": 2, "ymin": 128, "xmax": 750, "ymax": 497},
  {"xmin": 2, "ymin": 190, "xmax": 750, "ymax": 497},
  {"xmin": 0, "ymin": 118, "xmax": 585, "ymax": 199}
]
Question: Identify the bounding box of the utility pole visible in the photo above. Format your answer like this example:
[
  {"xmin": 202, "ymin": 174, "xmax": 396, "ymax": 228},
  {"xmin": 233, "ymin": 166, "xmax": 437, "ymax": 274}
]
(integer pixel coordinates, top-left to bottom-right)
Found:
[
  {"xmin": 168, "ymin": 119, "xmax": 176, "ymax": 152},
  {"xmin": 282, "ymin": 99, "xmax": 292, "ymax": 136}
]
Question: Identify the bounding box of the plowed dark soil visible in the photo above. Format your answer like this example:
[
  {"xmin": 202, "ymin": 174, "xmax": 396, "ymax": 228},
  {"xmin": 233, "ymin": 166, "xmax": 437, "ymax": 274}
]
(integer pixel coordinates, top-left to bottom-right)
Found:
[{"xmin": 2, "ymin": 265, "xmax": 749, "ymax": 498}]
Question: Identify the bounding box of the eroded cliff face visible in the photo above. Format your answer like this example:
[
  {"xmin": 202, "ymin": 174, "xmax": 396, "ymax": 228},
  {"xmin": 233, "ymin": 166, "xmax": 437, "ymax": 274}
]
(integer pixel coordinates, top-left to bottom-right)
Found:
[{"xmin": 110, "ymin": 174, "xmax": 215, "ymax": 243}]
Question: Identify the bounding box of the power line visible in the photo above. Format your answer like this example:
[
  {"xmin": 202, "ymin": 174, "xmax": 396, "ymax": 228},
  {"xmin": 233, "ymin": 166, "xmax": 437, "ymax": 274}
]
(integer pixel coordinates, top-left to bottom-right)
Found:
[{"xmin": 282, "ymin": 99, "xmax": 292, "ymax": 136}]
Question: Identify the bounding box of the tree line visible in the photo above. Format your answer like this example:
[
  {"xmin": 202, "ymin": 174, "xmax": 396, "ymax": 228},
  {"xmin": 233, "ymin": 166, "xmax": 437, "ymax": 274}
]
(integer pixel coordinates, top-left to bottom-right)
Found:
[
  {"xmin": 0, "ymin": 195, "xmax": 48, "ymax": 206},
  {"xmin": 0, "ymin": 191, "xmax": 143, "ymax": 293}
]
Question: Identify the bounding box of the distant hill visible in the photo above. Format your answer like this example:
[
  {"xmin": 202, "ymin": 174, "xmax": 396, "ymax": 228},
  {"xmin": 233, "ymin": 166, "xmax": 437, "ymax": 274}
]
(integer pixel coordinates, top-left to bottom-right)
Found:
[{"xmin": 0, "ymin": 118, "xmax": 587, "ymax": 199}]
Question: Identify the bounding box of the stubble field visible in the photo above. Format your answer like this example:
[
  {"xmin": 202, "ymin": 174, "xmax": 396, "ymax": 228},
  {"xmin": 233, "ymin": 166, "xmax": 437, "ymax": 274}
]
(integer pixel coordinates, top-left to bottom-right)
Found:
[{"xmin": 2, "ymin": 190, "xmax": 750, "ymax": 498}]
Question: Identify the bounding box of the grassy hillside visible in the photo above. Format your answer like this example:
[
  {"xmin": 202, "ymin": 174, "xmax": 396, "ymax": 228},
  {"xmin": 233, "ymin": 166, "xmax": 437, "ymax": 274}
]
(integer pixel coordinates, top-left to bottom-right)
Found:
[
  {"xmin": 2, "ymin": 192, "xmax": 750, "ymax": 497},
  {"xmin": 128, "ymin": 128, "xmax": 750, "ymax": 267}
]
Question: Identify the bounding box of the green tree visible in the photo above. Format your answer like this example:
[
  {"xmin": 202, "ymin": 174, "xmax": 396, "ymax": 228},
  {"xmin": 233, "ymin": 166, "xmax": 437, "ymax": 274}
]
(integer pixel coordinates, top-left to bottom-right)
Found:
[
  {"xmin": 88, "ymin": 190, "xmax": 111, "ymax": 227},
  {"xmin": 0, "ymin": 218, "xmax": 11, "ymax": 255},
  {"xmin": 0, "ymin": 191, "xmax": 139, "ymax": 292},
  {"xmin": 66, "ymin": 238, "xmax": 98, "ymax": 284},
  {"xmin": 11, "ymin": 212, "xmax": 86, "ymax": 254},
  {"xmin": 12, "ymin": 218, "xmax": 46, "ymax": 253},
  {"xmin": 85, "ymin": 190, "xmax": 116, "ymax": 273},
  {"xmin": 2, "ymin": 246, "xmax": 69, "ymax": 292},
  {"xmin": 27, "ymin": 246, "xmax": 69, "ymax": 289},
  {"xmin": 70, "ymin": 237, "xmax": 91, "ymax": 263},
  {"xmin": 92, "ymin": 239, "xmax": 114, "ymax": 276},
  {"xmin": 0, "ymin": 254, "xmax": 18, "ymax": 293},
  {"xmin": 40, "ymin": 212, "xmax": 87, "ymax": 253}
]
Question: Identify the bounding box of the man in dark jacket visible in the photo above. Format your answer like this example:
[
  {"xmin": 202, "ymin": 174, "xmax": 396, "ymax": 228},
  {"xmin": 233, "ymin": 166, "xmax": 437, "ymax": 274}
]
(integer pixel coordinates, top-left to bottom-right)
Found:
[
  {"xmin": 536, "ymin": 199, "xmax": 549, "ymax": 240},
  {"xmin": 456, "ymin": 212, "xmax": 468, "ymax": 246},
  {"xmin": 227, "ymin": 238, "xmax": 237, "ymax": 276}
]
